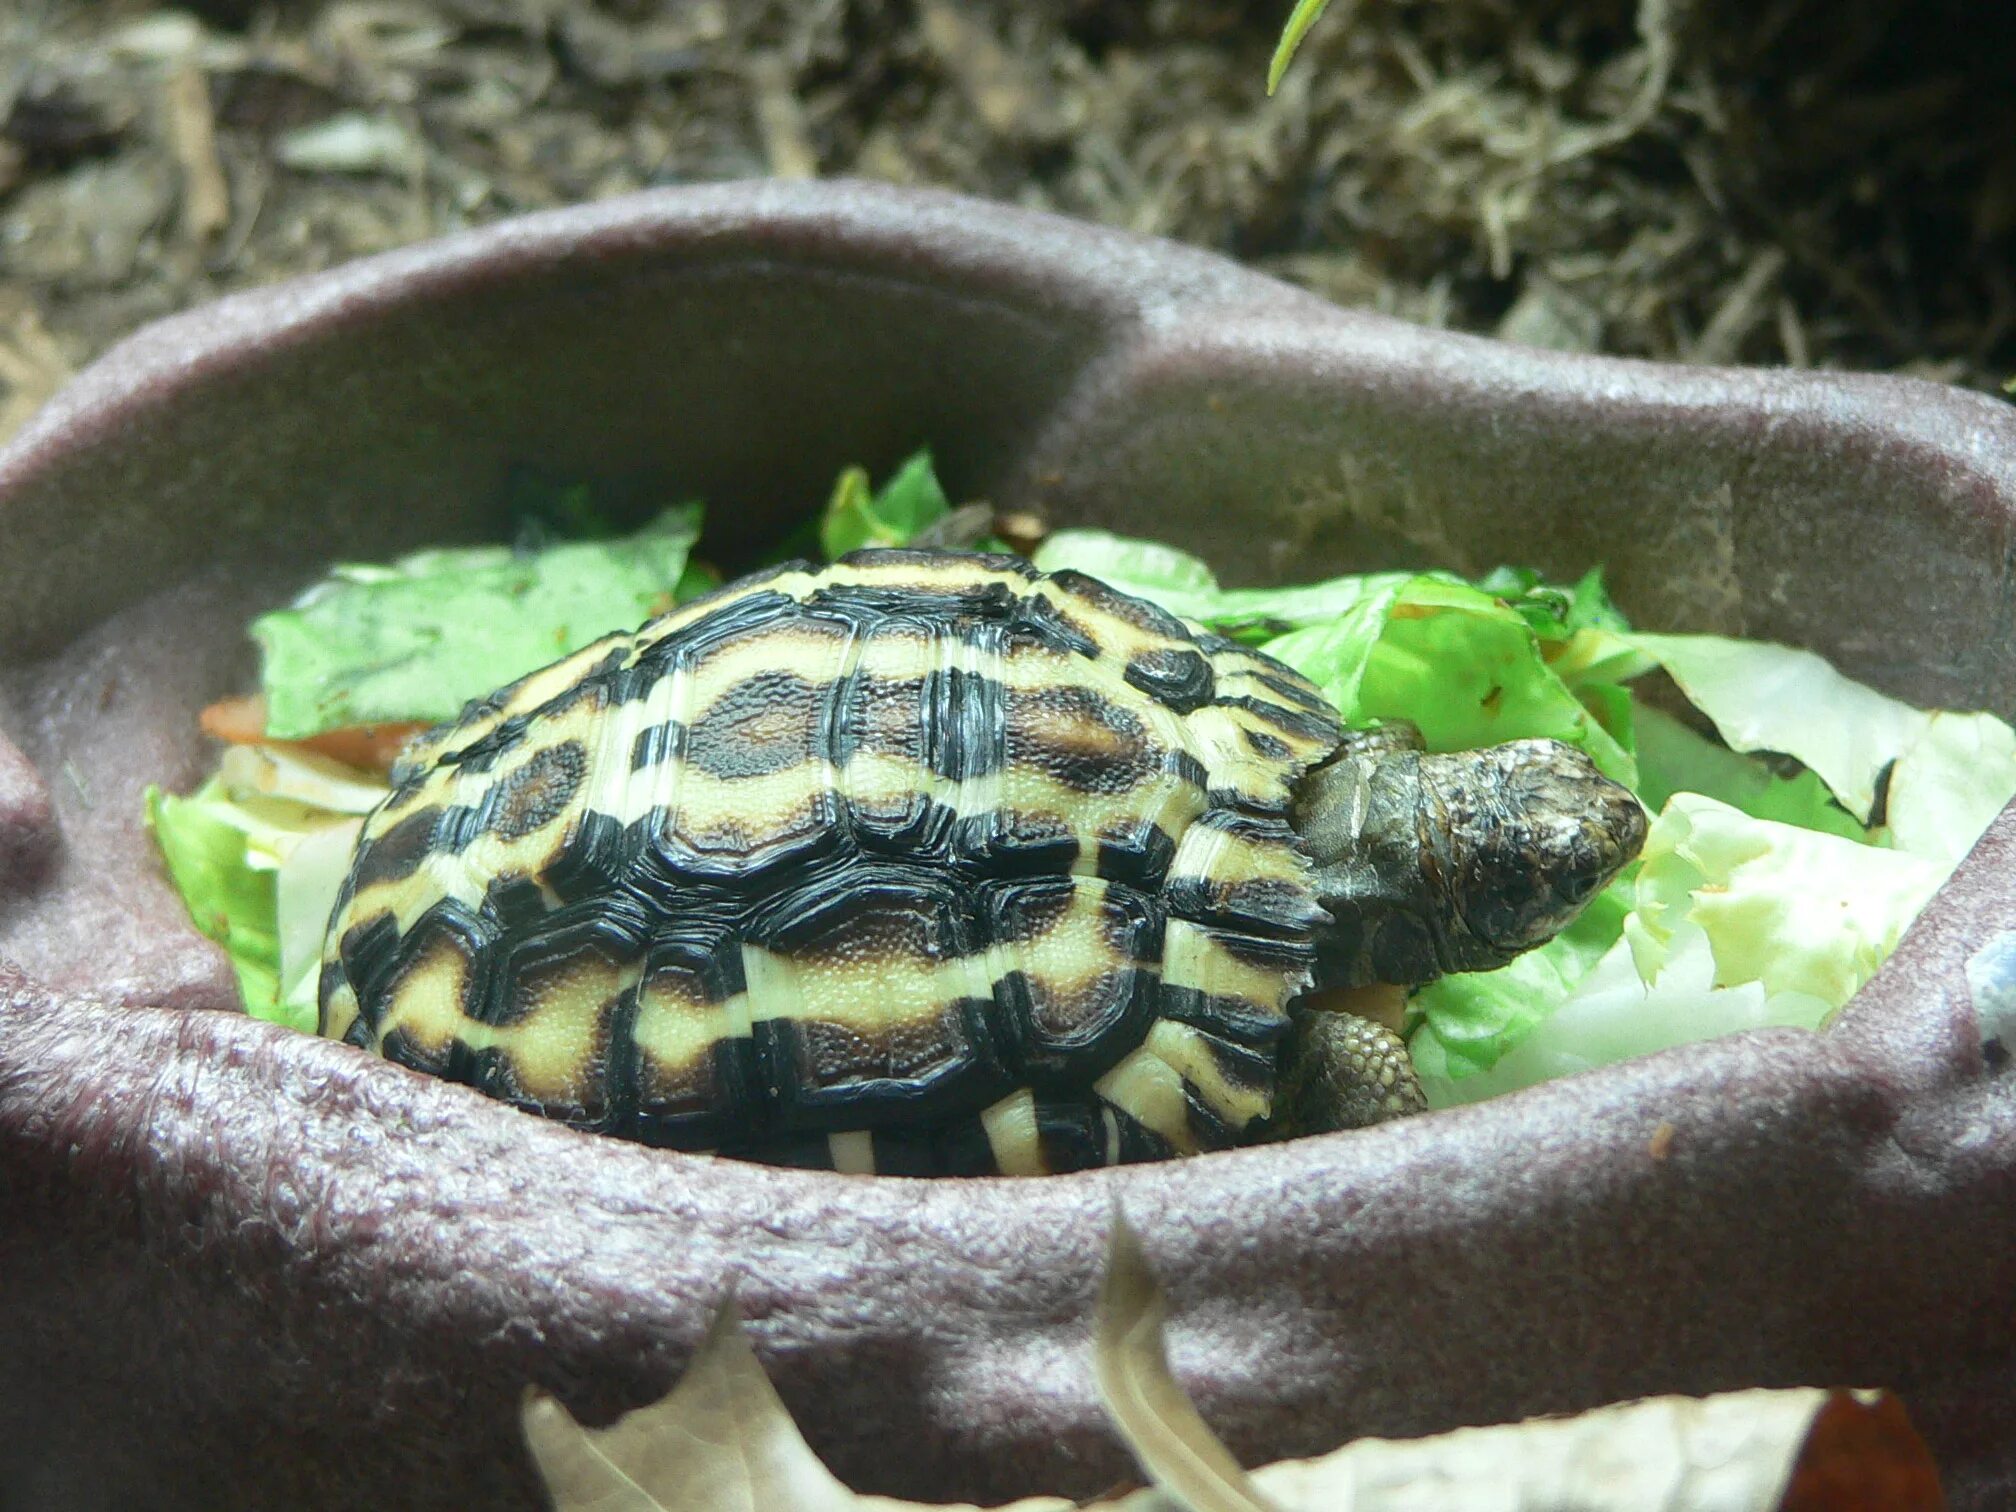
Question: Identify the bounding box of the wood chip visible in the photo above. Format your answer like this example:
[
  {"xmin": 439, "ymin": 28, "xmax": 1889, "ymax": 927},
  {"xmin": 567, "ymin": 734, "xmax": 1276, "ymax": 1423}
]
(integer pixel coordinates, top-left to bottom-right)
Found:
[{"xmin": 164, "ymin": 62, "xmax": 230, "ymax": 245}]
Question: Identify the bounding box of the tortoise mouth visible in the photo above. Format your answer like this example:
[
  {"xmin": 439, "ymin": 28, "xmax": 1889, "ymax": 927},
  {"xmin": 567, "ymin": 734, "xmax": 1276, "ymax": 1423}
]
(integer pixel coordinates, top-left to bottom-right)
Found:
[{"xmin": 4, "ymin": 183, "xmax": 2016, "ymax": 1509}]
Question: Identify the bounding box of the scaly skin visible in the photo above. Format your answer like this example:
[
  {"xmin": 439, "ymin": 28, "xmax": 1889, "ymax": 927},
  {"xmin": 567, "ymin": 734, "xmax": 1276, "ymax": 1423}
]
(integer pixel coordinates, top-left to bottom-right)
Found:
[
  {"xmin": 1274, "ymin": 1006, "xmax": 1429, "ymax": 1135},
  {"xmin": 1281, "ymin": 724, "xmax": 1648, "ymax": 1131}
]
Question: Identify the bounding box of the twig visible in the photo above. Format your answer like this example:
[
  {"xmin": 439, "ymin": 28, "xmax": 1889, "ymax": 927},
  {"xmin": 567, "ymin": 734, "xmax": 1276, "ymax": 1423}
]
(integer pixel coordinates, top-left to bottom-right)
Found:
[
  {"xmin": 164, "ymin": 60, "xmax": 230, "ymax": 247},
  {"xmin": 1688, "ymin": 247, "xmax": 1787, "ymax": 365},
  {"xmin": 748, "ymin": 54, "xmax": 817, "ymax": 181}
]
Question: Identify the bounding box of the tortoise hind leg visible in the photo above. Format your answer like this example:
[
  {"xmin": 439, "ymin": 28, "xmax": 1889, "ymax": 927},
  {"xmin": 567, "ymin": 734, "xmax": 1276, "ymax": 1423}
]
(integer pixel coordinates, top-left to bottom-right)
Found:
[{"xmin": 1271, "ymin": 1004, "xmax": 1427, "ymax": 1137}]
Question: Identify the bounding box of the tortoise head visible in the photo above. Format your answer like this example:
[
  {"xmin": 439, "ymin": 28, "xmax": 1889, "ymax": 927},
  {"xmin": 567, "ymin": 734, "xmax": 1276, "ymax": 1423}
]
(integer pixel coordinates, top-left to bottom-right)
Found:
[
  {"xmin": 1422, "ymin": 738, "xmax": 1648, "ymax": 959},
  {"xmin": 1294, "ymin": 733, "xmax": 1647, "ymax": 987}
]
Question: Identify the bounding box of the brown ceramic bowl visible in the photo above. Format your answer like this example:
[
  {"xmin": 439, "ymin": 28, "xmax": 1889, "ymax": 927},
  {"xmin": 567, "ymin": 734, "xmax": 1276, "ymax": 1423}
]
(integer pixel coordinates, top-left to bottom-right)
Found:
[{"xmin": 3, "ymin": 181, "xmax": 2014, "ymax": 1511}]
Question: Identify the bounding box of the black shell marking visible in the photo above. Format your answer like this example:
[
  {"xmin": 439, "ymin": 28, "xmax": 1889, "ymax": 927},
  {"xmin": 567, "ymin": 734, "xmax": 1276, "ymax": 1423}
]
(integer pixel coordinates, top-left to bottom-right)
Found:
[{"xmin": 322, "ymin": 549, "xmax": 1341, "ymax": 1172}]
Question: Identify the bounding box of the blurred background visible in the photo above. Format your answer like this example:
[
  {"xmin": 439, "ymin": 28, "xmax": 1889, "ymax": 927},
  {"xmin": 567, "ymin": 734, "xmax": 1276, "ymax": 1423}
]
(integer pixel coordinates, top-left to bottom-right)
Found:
[{"xmin": 2, "ymin": 0, "xmax": 2011, "ymax": 449}]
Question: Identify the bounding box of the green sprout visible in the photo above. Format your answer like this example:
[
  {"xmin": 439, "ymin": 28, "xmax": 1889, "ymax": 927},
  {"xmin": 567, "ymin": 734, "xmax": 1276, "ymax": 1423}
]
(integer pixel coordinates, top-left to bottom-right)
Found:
[{"xmin": 1268, "ymin": 0, "xmax": 1335, "ymax": 95}]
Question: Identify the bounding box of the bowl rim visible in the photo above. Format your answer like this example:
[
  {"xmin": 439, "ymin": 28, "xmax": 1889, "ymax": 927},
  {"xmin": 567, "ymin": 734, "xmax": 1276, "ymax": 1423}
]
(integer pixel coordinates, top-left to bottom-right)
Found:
[{"xmin": 4, "ymin": 178, "xmax": 2015, "ymax": 1508}]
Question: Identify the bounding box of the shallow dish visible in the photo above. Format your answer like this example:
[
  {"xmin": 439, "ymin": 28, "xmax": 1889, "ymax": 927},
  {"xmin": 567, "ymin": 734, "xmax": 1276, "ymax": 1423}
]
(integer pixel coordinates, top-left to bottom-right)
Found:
[{"xmin": 3, "ymin": 181, "xmax": 2014, "ymax": 1509}]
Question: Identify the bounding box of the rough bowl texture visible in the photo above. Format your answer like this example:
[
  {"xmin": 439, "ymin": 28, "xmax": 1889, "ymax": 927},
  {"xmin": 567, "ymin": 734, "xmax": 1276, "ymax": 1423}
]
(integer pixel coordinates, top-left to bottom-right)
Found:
[{"xmin": 3, "ymin": 181, "xmax": 2015, "ymax": 1511}]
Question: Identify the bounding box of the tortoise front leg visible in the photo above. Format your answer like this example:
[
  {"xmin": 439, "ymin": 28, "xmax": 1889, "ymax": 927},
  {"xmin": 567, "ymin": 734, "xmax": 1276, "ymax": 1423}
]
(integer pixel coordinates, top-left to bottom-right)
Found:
[{"xmin": 1271, "ymin": 1003, "xmax": 1427, "ymax": 1136}]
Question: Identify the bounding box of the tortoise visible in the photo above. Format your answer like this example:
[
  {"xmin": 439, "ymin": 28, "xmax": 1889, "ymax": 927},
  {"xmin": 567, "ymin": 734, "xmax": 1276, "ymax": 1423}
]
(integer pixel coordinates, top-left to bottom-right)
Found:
[{"xmin": 318, "ymin": 548, "xmax": 1646, "ymax": 1175}]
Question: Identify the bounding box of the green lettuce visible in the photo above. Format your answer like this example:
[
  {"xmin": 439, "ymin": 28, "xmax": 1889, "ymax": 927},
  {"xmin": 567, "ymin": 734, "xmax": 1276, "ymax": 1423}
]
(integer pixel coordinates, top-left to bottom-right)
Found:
[
  {"xmin": 1880, "ymin": 710, "xmax": 2016, "ymax": 863},
  {"xmin": 148, "ymin": 745, "xmax": 390, "ymax": 1031},
  {"xmin": 1037, "ymin": 534, "xmax": 1638, "ymax": 781},
  {"xmin": 1632, "ymin": 705, "xmax": 1867, "ymax": 843},
  {"xmin": 1262, "ymin": 575, "xmax": 1637, "ymax": 786},
  {"xmin": 1030, "ymin": 530, "xmax": 1225, "ymax": 620},
  {"xmin": 820, "ymin": 450, "xmax": 951, "ymax": 558},
  {"xmin": 1417, "ymin": 793, "xmax": 1951, "ymax": 1105},
  {"xmin": 1628, "ymin": 793, "xmax": 1947, "ymax": 1006},
  {"xmin": 1621, "ymin": 631, "xmax": 2016, "ymax": 860},
  {"xmin": 215, "ymin": 745, "xmax": 384, "ymax": 1019},
  {"xmin": 1394, "ymin": 602, "xmax": 2015, "ymax": 1084},
  {"xmin": 675, "ymin": 559, "xmax": 723, "ymax": 601},
  {"xmin": 1419, "ymin": 926, "xmax": 1825, "ymax": 1106},
  {"xmin": 216, "ymin": 742, "xmax": 392, "ymax": 815},
  {"xmin": 1032, "ymin": 528, "xmax": 1416, "ymax": 639},
  {"xmin": 149, "ymin": 753, "xmax": 385, "ymax": 1040},
  {"xmin": 146, "ymin": 780, "xmax": 285, "ymax": 1021},
  {"xmin": 170, "ymin": 500, "xmax": 716, "ymax": 1026},
  {"xmin": 1406, "ymin": 882, "xmax": 1634, "ymax": 1084},
  {"xmin": 1623, "ymin": 633, "xmax": 1925, "ymax": 824},
  {"xmin": 272, "ymin": 817, "xmax": 367, "ymax": 1024},
  {"xmin": 1473, "ymin": 564, "xmax": 1631, "ymax": 640},
  {"xmin": 147, "ymin": 753, "xmax": 383, "ymax": 1040},
  {"xmin": 253, "ymin": 503, "xmax": 703, "ymax": 739}
]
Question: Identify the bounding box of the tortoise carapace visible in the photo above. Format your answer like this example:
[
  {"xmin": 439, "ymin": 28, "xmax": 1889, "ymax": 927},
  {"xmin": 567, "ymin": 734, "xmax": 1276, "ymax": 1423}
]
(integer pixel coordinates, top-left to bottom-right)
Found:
[{"xmin": 319, "ymin": 549, "xmax": 1645, "ymax": 1174}]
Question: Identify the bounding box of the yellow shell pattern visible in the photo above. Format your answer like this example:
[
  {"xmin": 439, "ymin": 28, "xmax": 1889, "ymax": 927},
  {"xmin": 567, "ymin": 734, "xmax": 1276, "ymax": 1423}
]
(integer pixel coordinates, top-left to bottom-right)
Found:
[{"xmin": 319, "ymin": 549, "xmax": 1342, "ymax": 1174}]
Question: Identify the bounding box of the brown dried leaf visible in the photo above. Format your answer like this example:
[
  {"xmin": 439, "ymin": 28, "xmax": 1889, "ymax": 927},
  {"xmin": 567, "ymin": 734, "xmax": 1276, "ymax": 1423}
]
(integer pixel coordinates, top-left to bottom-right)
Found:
[
  {"xmin": 1092, "ymin": 1212, "xmax": 1279, "ymax": 1512},
  {"xmin": 1779, "ymin": 1390, "xmax": 1946, "ymax": 1512},
  {"xmin": 523, "ymin": 1297, "xmax": 864, "ymax": 1512}
]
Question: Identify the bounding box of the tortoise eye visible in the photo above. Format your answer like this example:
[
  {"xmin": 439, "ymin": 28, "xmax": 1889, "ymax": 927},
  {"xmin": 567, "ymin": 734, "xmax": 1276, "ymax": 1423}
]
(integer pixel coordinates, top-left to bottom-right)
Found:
[{"xmin": 1556, "ymin": 869, "xmax": 1598, "ymax": 904}]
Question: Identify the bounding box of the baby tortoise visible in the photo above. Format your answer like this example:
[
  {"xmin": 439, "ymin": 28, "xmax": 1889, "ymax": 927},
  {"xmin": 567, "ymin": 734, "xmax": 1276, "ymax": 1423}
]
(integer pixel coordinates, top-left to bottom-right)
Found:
[{"xmin": 319, "ymin": 549, "xmax": 1645, "ymax": 1175}]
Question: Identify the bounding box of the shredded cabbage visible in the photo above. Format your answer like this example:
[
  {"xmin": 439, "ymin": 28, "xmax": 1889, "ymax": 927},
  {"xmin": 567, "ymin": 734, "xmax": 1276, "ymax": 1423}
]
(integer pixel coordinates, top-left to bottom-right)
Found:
[
  {"xmin": 253, "ymin": 503, "xmax": 703, "ymax": 739},
  {"xmin": 148, "ymin": 480, "xmax": 2016, "ymax": 1096}
]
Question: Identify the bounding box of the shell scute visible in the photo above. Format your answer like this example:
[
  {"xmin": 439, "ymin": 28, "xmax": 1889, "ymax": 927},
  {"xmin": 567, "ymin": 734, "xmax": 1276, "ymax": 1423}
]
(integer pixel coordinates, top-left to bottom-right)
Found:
[
  {"xmin": 323, "ymin": 549, "xmax": 1340, "ymax": 1171},
  {"xmin": 983, "ymin": 875, "xmax": 1162, "ymax": 1093}
]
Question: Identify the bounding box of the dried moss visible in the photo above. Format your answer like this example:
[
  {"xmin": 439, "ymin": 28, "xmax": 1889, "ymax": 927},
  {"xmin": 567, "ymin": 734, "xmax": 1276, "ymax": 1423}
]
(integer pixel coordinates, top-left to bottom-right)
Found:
[{"xmin": 1, "ymin": 0, "xmax": 2011, "ymax": 442}]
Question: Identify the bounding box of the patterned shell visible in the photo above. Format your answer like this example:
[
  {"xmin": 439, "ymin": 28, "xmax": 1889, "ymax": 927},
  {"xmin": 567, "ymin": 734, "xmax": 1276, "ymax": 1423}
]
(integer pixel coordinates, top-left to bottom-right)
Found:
[{"xmin": 319, "ymin": 549, "xmax": 1343, "ymax": 1175}]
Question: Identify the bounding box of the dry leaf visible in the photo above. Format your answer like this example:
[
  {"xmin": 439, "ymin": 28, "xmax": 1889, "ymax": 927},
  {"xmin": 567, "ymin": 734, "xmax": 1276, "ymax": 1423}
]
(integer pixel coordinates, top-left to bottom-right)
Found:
[
  {"xmin": 523, "ymin": 1297, "xmax": 864, "ymax": 1512},
  {"xmin": 523, "ymin": 1251, "xmax": 1940, "ymax": 1512},
  {"xmin": 1181, "ymin": 1386, "xmax": 1945, "ymax": 1512},
  {"xmin": 524, "ymin": 1299, "xmax": 1072, "ymax": 1512},
  {"xmin": 1093, "ymin": 1212, "xmax": 1279, "ymax": 1512}
]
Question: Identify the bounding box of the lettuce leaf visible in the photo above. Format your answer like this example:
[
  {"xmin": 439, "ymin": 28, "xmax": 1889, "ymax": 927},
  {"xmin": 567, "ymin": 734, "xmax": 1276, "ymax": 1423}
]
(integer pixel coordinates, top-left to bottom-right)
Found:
[
  {"xmin": 1627, "ymin": 793, "xmax": 1947, "ymax": 1007},
  {"xmin": 1623, "ymin": 633, "xmax": 1926, "ymax": 823},
  {"xmin": 253, "ymin": 503, "xmax": 703, "ymax": 739},
  {"xmin": 1633, "ymin": 704, "xmax": 1867, "ymax": 842},
  {"xmin": 1415, "ymin": 793, "xmax": 1948, "ymax": 1104},
  {"xmin": 1419, "ymin": 926, "xmax": 1834, "ymax": 1106},
  {"xmin": 1032, "ymin": 528, "xmax": 1418, "ymax": 639},
  {"xmin": 1878, "ymin": 710, "xmax": 2016, "ymax": 864},
  {"xmin": 820, "ymin": 450, "xmax": 951, "ymax": 558},
  {"xmin": 1242, "ymin": 582, "xmax": 1403, "ymax": 714},
  {"xmin": 273, "ymin": 816, "xmax": 366, "ymax": 1024},
  {"xmin": 675, "ymin": 558, "xmax": 724, "ymax": 602},
  {"xmin": 145, "ymin": 779, "xmax": 287, "ymax": 1025},
  {"xmin": 1474, "ymin": 564, "xmax": 1629, "ymax": 639},
  {"xmin": 1262, "ymin": 575, "xmax": 1637, "ymax": 785},
  {"xmin": 1406, "ymin": 881, "xmax": 1634, "ymax": 1083},
  {"xmin": 1621, "ymin": 632, "xmax": 2016, "ymax": 864},
  {"xmin": 147, "ymin": 747, "xmax": 390, "ymax": 1031},
  {"xmin": 217, "ymin": 742, "xmax": 392, "ymax": 815},
  {"xmin": 1030, "ymin": 530, "xmax": 1224, "ymax": 619},
  {"xmin": 1032, "ymin": 539, "xmax": 1635, "ymax": 784}
]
